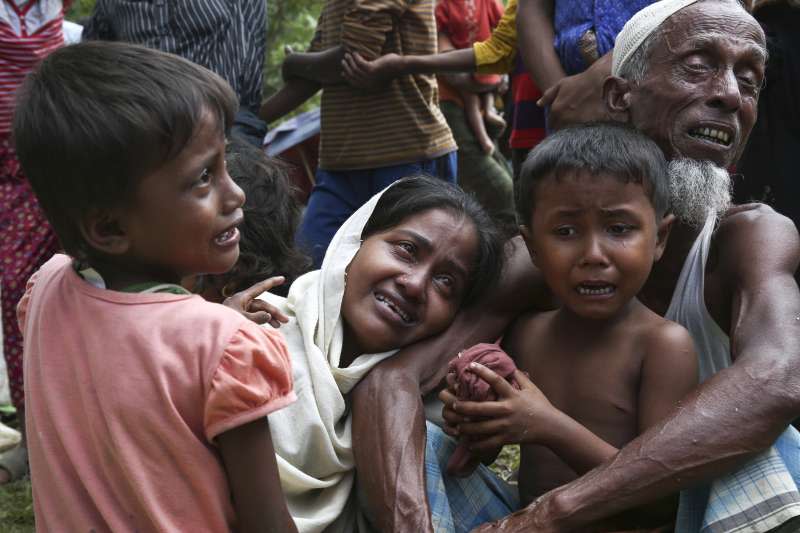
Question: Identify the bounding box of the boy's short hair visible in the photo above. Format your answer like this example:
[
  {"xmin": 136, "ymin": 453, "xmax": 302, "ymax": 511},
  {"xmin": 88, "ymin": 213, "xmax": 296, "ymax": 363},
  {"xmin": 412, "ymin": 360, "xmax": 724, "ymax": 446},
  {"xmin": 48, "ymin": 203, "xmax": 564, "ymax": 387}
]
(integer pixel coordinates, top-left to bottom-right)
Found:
[
  {"xmin": 516, "ymin": 122, "xmax": 670, "ymax": 225},
  {"xmin": 13, "ymin": 41, "xmax": 238, "ymax": 261}
]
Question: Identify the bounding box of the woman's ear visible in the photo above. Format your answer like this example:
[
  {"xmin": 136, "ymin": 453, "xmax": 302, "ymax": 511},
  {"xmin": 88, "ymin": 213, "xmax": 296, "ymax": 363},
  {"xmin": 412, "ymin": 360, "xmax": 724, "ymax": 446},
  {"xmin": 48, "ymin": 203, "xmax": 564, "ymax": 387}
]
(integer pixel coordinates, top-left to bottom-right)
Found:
[
  {"xmin": 654, "ymin": 213, "xmax": 676, "ymax": 262},
  {"xmin": 519, "ymin": 225, "xmax": 539, "ymax": 267},
  {"xmin": 603, "ymin": 76, "xmax": 633, "ymax": 123},
  {"xmin": 79, "ymin": 208, "xmax": 131, "ymax": 256}
]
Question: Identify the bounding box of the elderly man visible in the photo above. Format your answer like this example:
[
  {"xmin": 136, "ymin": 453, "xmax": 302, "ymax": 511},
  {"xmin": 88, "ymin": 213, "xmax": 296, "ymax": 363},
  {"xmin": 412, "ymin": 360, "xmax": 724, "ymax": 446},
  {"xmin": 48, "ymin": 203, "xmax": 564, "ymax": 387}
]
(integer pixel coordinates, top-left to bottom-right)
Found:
[{"xmin": 351, "ymin": 0, "xmax": 800, "ymax": 531}]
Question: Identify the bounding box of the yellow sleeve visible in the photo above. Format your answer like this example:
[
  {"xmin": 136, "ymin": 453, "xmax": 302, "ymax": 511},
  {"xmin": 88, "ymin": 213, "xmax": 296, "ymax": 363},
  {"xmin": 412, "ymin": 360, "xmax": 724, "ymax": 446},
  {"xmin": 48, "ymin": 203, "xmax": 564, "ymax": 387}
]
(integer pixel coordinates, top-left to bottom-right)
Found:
[{"xmin": 473, "ymin": 0, "xmax": 518, "ymax": 75}]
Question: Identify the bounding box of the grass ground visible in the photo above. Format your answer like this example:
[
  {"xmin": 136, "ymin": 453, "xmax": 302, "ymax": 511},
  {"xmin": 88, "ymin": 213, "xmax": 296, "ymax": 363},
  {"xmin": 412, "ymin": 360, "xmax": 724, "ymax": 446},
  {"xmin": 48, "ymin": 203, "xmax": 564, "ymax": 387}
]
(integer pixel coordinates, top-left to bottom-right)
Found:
[
  {"xmin": 0, "ymin": 407, "xmax": 518, "ymax": 533},
  {"xmin": 0, "ymin": 414, "xmax": 33, "ymax": 533}
]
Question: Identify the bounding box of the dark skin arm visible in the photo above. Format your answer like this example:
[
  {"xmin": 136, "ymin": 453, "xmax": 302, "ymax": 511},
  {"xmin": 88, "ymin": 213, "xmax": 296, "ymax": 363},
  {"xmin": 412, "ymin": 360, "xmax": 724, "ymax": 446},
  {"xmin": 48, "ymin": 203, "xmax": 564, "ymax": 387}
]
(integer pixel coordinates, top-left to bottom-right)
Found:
[
  {"xmin": 282, "ymin": 47, "xmax": 346, "ymax": 85},
  {"xmin": 218, "ymin": 418, "xmax": 297, "ymax": 533},
  {"xmin": 437, "ymin": 33, "xmax": 502, "ymax": 94},
  {"xmin": 341, "ymin": 48, "xmax": 478, "ymax": 91},
  {"xmin": 351, "ymin": 238, "xmax": 551, "ymax": 532},
  {"xmin": 474, "ymin": 206, "xmax": 800, "ymax": 532},
  {"xmin": 516, "ymin": 0, "xmax": 611, "ymax": 130},
  {"xmin": 259, "ymin": 79, "xmax": 321, "ymax": 125},
  {"xmin": 516, "ymin": 0, "xmax": 564, "ymax": 92}
]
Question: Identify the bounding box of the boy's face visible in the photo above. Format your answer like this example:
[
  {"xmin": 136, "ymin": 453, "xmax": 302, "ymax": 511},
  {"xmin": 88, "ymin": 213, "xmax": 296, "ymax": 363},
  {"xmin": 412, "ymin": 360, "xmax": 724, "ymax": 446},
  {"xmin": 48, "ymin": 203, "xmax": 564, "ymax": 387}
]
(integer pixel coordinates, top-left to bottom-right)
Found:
[
  {"xmin": 119, "ymin": 110, "xmax": 245, "ymax": 283},
  {"xmin": 521, "ymin": 170, "xmax": 671, "ymax": 320}
]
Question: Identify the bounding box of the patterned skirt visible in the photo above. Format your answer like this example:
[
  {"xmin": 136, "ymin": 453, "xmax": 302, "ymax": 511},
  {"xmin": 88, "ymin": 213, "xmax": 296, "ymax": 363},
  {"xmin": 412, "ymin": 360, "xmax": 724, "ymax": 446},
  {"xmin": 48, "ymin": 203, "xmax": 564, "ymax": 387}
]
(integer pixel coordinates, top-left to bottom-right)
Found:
[{"xmin": 1, "ymin": 140, "xmax": 59, "ymax": 410}]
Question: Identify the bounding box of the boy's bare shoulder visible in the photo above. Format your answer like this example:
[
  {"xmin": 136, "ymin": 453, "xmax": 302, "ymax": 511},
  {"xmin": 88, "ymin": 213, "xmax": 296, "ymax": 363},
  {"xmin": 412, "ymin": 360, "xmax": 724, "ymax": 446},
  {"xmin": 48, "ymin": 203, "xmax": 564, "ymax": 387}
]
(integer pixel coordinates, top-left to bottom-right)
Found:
[
  {"xmin": 634, "ymin": 306, "xmax": 696, "ymax": 355},
  {"xmin": 504, "ymin": 309, "xmax": 556, "ymax": 355},
  {"xmin": 633, "ymin": 308, "xmax": 698, "ymax": 388}
]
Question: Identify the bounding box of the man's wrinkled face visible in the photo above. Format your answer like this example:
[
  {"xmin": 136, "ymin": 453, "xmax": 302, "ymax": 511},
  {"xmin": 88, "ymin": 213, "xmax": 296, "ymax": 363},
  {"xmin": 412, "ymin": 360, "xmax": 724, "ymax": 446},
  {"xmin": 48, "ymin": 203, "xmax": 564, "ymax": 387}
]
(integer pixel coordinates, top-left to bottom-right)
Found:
[{"xmin": 628, "ymin": 2, "xmax": 766, "ymax": 168}]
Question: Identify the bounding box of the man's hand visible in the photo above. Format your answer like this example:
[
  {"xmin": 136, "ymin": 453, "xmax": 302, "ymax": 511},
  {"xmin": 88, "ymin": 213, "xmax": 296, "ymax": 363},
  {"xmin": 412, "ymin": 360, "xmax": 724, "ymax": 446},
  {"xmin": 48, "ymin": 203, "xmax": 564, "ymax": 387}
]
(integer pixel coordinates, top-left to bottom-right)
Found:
[
  {"xmin": 538, "ymin": 53, "xmax": 612, "ymax": 130},
  {"xmin": 470, "ymin": 494, "xmax": 564, "ymax": 532},
  {"xmin": 222, "ymin": 276, "xmax": 290, "ymax": 328},
  {"xmin": 441, "ymin": 365, "xmax": 556, "ymax": 453},
  {"xmin": 341, "ymin": 51, "xmax": 404, "ymax": 90}
]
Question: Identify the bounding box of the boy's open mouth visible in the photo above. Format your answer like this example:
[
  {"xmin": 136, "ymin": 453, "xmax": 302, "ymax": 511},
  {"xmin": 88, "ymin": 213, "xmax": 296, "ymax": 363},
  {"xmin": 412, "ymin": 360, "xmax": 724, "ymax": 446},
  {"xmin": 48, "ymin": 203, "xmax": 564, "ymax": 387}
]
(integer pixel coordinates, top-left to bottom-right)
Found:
[{"xmin": 576, "ymin": 283, "xmax": 615, "ymax": 296}]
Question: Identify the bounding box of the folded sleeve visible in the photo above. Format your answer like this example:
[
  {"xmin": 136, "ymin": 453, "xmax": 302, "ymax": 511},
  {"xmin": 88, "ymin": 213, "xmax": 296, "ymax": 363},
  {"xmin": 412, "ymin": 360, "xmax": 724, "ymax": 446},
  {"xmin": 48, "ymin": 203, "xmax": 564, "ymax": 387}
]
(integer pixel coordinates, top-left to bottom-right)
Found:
[
  {"xmin": 473, "ymin": 0, "xmax": 517, "ymax": 75},
  {"xmin": 204, "ymin": 322, "xmax": 296, "ymax": 442},
  {"xmin": 341, "ymin": 0, "xmax": 409, "ymax": 60},
  {"xmin": 16, "ymin": 267, "xmax": 42, "ymax": 335}
]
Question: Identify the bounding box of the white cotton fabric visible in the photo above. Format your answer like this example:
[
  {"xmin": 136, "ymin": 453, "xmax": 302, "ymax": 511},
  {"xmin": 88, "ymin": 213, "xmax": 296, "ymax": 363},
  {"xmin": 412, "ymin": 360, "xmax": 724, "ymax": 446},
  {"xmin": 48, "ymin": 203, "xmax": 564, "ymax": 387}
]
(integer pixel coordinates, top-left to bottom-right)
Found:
[
  {"xmin": 612, "ymin": 0, "xmax": 701, "ymax": 77},
  {"xmin": 664, "ymin": 212, "xmax": 730, "ymax": 382},
  {"xmin": 258, "ymin": 187, "xmax": 397, "ymax": 533},
  {"xmin": 666, "ymin": 212, "xmax": 800, "ymax": 532}
]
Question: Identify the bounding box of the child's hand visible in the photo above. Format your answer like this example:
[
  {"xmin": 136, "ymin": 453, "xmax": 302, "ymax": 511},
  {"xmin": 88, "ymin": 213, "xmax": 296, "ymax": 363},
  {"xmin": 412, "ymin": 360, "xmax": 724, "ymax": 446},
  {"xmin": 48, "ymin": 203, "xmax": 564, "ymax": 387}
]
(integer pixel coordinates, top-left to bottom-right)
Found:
[
  {"xmin": 449, "ymin": 364, "xmax": 556, "ymax": 452},
  {"xmin": 222, "ymin": 276, "xmax": 290, "ymax": 328},
  {"xmin": 440, "ymin": 372, "xmax": 465, "ymax": 438},
  {"xmin": 342, "ymin": 52, "xmax": 402, "ymax": 90}
]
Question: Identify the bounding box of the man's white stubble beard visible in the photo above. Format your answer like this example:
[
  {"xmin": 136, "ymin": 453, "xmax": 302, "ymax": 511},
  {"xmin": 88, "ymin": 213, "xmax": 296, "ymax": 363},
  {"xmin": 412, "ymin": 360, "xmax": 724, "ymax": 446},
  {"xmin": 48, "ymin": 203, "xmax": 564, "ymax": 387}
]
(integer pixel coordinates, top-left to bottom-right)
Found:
[{"xmin": 667, "ymin": 159, "xmax": 732, "ymax": 228}]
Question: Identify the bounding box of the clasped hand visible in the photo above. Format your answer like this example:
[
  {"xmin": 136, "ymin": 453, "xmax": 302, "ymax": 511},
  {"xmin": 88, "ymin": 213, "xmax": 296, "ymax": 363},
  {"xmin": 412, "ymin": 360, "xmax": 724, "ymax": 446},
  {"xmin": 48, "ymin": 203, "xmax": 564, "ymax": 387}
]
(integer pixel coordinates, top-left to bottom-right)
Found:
[{"xmin": 439, "ymin": 363, "xmax": 556, "ymax": 453}]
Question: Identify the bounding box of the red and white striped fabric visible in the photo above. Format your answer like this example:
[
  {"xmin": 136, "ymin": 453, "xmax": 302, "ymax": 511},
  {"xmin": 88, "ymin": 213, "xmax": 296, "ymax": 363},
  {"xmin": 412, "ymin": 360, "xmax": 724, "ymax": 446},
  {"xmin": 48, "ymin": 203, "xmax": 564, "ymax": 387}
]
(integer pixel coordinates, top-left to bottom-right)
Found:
[{"xmin": 0, "ymin": 0, "xmax": 67, "ymax": 141}]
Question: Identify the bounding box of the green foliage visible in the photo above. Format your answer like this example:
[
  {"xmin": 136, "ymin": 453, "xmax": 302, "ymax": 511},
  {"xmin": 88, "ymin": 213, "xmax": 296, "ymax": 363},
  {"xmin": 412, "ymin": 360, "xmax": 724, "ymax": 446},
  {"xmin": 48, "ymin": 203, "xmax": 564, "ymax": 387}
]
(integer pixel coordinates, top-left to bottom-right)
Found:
[
  {"xmin": 0, "ymin": 479, "xmax": 34, "ymax": 533},
  {"xmin": 265, "ymin": 0, "xmax": 323, "ymax": 116},
  {"xmin": 66, "ymin": 0, "xmax": 96, "ymax": 22}
]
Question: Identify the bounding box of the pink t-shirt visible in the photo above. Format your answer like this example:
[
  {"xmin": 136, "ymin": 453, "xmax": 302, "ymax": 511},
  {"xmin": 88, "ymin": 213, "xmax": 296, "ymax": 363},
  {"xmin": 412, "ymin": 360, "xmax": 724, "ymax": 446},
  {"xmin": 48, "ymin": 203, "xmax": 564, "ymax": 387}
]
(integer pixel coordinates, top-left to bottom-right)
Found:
[{"xmin": 19, "ymin": 255, "xmax": 296, "ymax": 532}]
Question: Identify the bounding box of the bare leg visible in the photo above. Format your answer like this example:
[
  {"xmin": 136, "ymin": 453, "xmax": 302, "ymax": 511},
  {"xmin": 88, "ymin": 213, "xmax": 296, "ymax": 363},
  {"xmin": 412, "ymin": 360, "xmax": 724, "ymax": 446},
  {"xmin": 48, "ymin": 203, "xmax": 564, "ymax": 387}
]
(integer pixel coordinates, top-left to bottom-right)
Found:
[
  {"xmin": 464, "ymin": 91, "xmax": 496, "ymax": 156},
  {"xmin": 482, "ymin": 91, "xmax": 507, "ymax": 134}
]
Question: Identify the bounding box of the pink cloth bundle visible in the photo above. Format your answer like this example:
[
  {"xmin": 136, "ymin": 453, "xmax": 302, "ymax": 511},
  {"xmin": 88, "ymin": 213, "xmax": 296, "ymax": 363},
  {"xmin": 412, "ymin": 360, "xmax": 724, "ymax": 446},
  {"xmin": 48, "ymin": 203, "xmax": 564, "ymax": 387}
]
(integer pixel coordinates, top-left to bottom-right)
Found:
[{"xmin": 445, "ymin": 342, "xmax": 519, "ymax": 477}]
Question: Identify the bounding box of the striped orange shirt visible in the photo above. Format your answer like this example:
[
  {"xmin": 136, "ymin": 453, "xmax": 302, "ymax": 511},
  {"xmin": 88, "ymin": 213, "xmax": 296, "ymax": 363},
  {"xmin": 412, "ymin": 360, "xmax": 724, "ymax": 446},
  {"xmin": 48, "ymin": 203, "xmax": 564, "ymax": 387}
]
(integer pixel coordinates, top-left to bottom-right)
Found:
[{"xmin": 309, "ymin": 0, "xmax": 455, "ymax": 171}]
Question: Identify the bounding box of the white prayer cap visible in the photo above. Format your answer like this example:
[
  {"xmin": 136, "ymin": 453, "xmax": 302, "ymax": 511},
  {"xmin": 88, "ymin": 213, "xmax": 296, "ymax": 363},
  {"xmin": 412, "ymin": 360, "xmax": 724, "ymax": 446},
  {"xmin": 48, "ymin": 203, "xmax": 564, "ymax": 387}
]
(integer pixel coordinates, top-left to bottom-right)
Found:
[{"xmin": 612, "ymin": 0, "xmax": 701, "ymax": 77}]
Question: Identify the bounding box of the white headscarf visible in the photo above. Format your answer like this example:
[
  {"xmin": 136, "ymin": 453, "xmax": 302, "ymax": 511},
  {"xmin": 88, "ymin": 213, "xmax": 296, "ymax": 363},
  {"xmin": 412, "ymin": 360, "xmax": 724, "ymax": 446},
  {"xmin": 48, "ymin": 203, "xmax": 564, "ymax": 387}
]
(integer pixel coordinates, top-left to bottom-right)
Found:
[
  {"xmin": 259, "ymin": 187, "xmax": 397, "ymax": 532},
  {"xmin": 612, "ymin": 0, "xmax": 701, "ymax": 76}
]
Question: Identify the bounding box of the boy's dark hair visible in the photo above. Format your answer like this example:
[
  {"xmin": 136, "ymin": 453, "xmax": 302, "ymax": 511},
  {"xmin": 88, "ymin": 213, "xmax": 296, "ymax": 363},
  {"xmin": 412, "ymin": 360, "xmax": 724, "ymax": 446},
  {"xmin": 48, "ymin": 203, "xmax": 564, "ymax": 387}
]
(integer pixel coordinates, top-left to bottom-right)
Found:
[
  {"xmin": 12, "ymin": 41, "xmax": 238, "ymax": 261},
  {"xmin": 362, "ymin": 175, "xmax": 505, "ymax": 306},
  {"xmin": 205, "ymin": 138, "xmax": 311, "ymax": 296},
  {"xmin": 516, "ymin": 122, "xmax": 670, "ymax": 225}
]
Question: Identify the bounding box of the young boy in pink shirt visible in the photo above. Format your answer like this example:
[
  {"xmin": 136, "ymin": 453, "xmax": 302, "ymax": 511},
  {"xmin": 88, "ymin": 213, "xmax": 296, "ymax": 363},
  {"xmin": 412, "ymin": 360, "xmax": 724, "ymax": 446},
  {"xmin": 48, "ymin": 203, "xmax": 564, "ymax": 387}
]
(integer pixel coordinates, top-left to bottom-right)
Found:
[{"xmin": 13, "ymin": 42, "xmax": 298, "ymax": 532}]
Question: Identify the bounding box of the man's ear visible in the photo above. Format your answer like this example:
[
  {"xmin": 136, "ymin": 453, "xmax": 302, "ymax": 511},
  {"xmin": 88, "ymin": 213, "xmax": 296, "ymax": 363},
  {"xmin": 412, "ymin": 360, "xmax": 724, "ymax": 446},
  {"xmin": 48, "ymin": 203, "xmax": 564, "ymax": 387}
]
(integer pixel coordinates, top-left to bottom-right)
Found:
[
  {"xmin": 603, "ymin": 76, "xmax": 633, "ymax": 123},
  {"xmin": 654, "ymin": 213, "xmax": 676, "ymax": 262},
  {"xmin": 519, "ymin": 224, "xmax": 539, "ymax": 267},
  {"xmin": 79, "ymin": 208, "xmax": 131, "ymax": 256}
]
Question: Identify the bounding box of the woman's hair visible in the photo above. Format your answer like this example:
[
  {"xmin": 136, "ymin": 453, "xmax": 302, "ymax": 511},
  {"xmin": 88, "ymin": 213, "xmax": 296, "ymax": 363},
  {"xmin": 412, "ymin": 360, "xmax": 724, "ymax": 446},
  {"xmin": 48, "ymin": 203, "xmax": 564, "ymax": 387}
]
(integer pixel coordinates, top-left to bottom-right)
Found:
[
  {"xmin": 361, "ymin": 175, "xmax": 505, "ymax": 306},
  {"xmin": 204, "ymin": 138, "xmax": 311, "ymax": 296},
  {"xmin": 12, "ymin": 41, "xmax": 237, "ymax": 261},
  {"xmin": 516, "ymin": 122, "xmax": 670, "ymax": 226}
]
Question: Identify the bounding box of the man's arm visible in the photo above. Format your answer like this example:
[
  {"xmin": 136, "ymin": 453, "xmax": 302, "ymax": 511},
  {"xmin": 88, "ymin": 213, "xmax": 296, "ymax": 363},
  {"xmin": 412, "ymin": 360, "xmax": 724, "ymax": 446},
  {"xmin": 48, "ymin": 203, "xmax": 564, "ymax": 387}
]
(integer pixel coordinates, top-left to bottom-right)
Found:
[
  {"xmin": 351, "ymin": 238, "xmax": 549, "ymax": 532},
  {"xmin": 517, "ymin": 0, "xmax": 611, "ymax": 130},
  {"xmin": 516, "ymin": 0, "xmax": 564, "ymax": 92},
  {"xmin": 476, "ymin": 206, "xmax": 800, "ymax": 531}
]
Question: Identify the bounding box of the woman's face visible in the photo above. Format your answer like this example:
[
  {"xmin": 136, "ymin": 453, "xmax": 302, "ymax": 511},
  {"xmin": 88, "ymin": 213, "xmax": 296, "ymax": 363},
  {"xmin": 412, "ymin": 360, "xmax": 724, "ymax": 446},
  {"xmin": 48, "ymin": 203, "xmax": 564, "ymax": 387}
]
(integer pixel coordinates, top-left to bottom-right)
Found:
[{"xmin": 341, "ymin": 209, "xmax": 479, "ymax": 355}]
